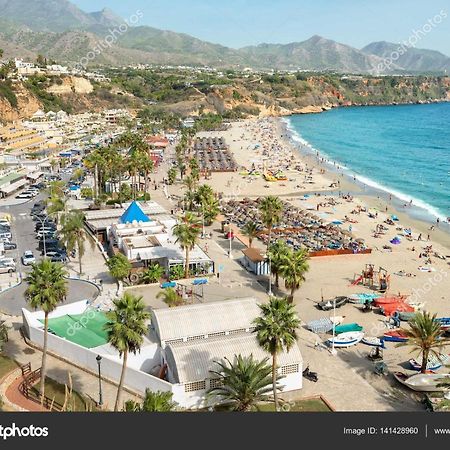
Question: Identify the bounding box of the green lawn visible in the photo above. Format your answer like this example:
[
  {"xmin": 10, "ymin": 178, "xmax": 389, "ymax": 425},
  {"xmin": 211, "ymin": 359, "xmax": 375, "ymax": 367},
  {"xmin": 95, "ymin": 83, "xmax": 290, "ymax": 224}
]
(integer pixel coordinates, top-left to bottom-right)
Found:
[
  {"xmin": 0, "ymin": 355, "xmax": 19, "ymax": 380},
  {"xmin": 30, "ymin": 378, "xmax": 96, "ymax": 412},
  {"xmin": 258, "ymin": 398, "xmax": 333, "ymax": 412}
]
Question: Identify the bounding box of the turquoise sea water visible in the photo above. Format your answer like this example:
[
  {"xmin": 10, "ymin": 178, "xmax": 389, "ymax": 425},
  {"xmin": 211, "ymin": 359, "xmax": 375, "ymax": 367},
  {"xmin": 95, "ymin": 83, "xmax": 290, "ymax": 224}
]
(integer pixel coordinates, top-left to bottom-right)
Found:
[{"xmin": 285, "ymin": 102, "xmax": 450, "ymax": 224}]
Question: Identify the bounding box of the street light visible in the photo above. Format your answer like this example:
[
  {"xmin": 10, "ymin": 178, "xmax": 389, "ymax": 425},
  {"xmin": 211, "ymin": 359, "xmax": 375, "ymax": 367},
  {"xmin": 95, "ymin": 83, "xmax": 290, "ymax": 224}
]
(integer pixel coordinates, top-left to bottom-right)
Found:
[
  {"xmin": 96, "ymin": 355, "xmax": 103, "ymax": 407},
  {"xmin": 37, "ymin": 215, "xmax": 51, "ymax": 258}
]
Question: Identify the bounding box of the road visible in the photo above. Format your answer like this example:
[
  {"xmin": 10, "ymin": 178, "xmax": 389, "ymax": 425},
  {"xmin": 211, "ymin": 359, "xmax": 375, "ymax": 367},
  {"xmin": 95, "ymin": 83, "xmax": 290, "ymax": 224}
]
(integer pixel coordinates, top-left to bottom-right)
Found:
[{"xmin": 0, "ymin": 192, "xmax": 99, "ymax": 316}]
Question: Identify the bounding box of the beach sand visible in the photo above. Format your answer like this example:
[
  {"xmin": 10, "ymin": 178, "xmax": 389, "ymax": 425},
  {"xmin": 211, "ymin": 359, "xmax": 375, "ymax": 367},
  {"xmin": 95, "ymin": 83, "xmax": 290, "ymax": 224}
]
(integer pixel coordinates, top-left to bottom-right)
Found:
[{"xmin": 155, "ymin": 117, "xmax": 450, "ymax": 411}]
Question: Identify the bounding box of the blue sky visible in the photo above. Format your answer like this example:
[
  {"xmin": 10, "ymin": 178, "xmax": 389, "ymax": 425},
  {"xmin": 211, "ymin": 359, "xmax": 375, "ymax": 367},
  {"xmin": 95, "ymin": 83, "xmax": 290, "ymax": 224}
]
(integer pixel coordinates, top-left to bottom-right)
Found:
[{"xmin": 73, "ymin": 0, "xmax": 450, "ymax": 54}]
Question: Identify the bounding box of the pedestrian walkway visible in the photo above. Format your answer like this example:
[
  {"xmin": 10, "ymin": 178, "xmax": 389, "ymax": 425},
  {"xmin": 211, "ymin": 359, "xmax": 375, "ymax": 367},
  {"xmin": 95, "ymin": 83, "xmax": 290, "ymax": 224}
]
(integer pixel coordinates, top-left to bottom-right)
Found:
[{"xmin": 2, "ymin": 328, "xmax": 138, "ymax": 411}]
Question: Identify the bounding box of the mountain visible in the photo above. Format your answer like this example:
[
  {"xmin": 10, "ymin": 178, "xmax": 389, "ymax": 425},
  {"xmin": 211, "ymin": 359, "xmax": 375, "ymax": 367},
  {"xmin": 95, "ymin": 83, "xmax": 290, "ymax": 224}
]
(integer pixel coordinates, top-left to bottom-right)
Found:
[
  {"xmin": 0, "ymin": 0, "xmax": 121, "ymax": 32},
  {"xmin": 362, "ymin": 41, "xmax": 450, "ymax": 73},
  {"xmin": 239, "ymin": 35, "xmax": 398, "ymax": 72},
  {"xmin": 0, "ymin": 0, "xmax": 448, "ymax": 74}
]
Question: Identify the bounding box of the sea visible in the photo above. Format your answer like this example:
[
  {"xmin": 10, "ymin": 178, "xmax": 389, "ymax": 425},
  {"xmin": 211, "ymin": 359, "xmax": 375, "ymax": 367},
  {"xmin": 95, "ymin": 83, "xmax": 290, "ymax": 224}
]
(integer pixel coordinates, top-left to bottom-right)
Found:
[{"xmin": 284, "ymin": 102, "xmax": 450, "ymax": 229}]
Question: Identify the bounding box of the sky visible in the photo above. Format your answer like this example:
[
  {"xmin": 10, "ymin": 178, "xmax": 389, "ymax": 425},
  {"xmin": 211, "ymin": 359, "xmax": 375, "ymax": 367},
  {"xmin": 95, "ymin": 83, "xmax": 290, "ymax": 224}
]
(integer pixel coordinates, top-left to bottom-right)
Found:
[{"xmin": 72, "ymin": 0, "xmax": 450, "ymax": 55}]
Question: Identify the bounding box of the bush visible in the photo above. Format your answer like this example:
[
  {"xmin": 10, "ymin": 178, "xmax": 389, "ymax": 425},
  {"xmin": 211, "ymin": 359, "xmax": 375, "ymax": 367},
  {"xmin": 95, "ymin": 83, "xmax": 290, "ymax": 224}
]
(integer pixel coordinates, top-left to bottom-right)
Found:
[{"xmin": 81, "ymin": 188, "xmax": 93, "ymax": 199}]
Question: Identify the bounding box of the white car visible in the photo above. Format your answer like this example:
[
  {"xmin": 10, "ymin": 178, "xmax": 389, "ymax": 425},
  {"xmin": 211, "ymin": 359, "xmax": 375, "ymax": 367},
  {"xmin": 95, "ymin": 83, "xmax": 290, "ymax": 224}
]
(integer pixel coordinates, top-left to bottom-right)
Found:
[
  {"xmin": 0, "ymin": 264, "xmax": 16, "ymax": 274},
  {"xmin": 0, "ymin": 257, "xmax": 16, "ymax": 267},
  {"xmin": 21, "ymin": 251, "xmax": 36, "ymax": 266},
  {"xmin": 16, "ymin": 192, "xmax": 34, "ymax": 199}
]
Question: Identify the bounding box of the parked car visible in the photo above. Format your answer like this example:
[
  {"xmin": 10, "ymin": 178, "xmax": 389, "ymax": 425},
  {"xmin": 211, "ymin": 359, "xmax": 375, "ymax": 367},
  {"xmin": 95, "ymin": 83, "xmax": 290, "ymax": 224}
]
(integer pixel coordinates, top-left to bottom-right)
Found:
[
  {"xmin": 46, "ymin": 251, "xmax": 68, "ymax": 263},
  {"xmin": 39, "ymin": 239, "xmax": 61, "ymax": 253},
  {"xmin": 0, "ymin": 231, "xmax": 12, "ymax": 240},
  {"xmin": 35, "ymin": 223, "xmax": 56, "ymax": 232},
  {"xmin": 21, "ymin": 251, "xmax": 36, "ymax": 266},
  {"xmin": 16, "ymin": 192, "xmax": 34, "ymax": 199},
  {"xmin": 2, "ymin": 242, "xmax": 17, "ymax": 250},
  {"xmin": 0, "ymin": 264, "xmax": 16, "ymax": 274},
  {"xmin": 0, "ymin": 257, "xmax": 16, "ymax": 267}
]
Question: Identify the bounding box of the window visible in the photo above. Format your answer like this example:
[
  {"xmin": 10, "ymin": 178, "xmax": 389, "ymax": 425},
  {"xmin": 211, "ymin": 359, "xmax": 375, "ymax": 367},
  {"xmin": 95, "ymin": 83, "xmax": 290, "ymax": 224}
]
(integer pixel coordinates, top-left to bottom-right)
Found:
[
  {"xmin": 281, "ymin": 364, "xmax": 299, "ymax": 376},
  {"xmin": 209, "ymin": 378, "xmax": 223, "ymax": 389},
  {"xmin": 165, "ymin": 338, "xmax": 183, "ymax": 345},
  {"xmin": 186, "ymin": 335, "xmax": 207, "ymax": 343},
  {"xmin": 184, "ymin": 381, "xmax": 206, "ymax": 392}
]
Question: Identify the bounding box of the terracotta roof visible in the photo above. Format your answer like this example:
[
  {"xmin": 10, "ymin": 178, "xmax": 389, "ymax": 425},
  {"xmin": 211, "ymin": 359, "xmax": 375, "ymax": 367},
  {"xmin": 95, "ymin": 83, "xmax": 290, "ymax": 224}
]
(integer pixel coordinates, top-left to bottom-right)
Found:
[{"xmin": 242, "ymin": 247, "xmax": 266, "ymax": 263}]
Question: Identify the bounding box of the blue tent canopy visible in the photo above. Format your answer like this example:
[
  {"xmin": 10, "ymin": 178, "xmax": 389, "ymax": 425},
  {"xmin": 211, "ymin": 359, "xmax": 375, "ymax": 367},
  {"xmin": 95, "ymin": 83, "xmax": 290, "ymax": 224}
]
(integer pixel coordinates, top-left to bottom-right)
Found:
[{"xmin": 120, "ymin": 201, "xmax": 151, "ymax": 224}]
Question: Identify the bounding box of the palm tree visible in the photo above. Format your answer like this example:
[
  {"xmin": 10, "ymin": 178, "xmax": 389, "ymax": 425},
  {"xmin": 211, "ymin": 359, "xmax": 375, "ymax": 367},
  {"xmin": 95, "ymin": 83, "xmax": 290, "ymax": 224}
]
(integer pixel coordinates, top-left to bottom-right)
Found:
[
  {"xmin": 259, "ymin": 196, "xmax": 284, "ymax": 250},
  {"xmin": 60, "ymin": 211, "xmax": 94, "ymax": 276},
  {"xmin": 208, "ymin": 354, "xmax": 275, "ymax": 411},
  {"xmin": 156, "ymin": 288, "xmax": 183, "ymax": 307},
  {"xmin": 268, "ymin": 240, "xmax": 290, "ymax": 287},
  {"xmin": 398, "ymin": 312, "xmax": 447, "ymax": 373},
  {"xmin": 201, "ymin": 195, "xmax": 220, "ymax": 226},
  {"xmin": 142, "ymin": 264, "xmax": 165, "ymax": 284},
  {"xmin": 172, "ymin": 213, "xmax": 201, "ymax": 279},
  {"xmin": 253, "ymin": 297, "xmax": 300, "ymax": 411},
  {"xmin": 124, "ymin": 390, "xmax": 177, "ymax": 412},
  {"xmin": 105, "ymin": 293, "xmax": 150, "ymax": 411},
  {"xmin": 25, "ymin": 260, "xmax": 68, "ymax": 401},
  {"xmin": 243, "ymin": 222, "xmax": 259, "ymax": 248},
  {"xmin": 106, "ymin": 253, "xmax": 132, "ymax": 283},
  {"xmin": 279, "ymin": 247, "xmax": 310, "ymax": 302}
]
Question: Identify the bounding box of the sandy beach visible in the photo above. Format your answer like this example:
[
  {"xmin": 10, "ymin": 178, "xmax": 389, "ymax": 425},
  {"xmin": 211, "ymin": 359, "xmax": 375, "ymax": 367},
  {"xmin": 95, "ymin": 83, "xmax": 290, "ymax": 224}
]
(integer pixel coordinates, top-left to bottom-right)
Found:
[{"xmin": 189, "ymin": 118, "xmax": 450, "ymax": 410}]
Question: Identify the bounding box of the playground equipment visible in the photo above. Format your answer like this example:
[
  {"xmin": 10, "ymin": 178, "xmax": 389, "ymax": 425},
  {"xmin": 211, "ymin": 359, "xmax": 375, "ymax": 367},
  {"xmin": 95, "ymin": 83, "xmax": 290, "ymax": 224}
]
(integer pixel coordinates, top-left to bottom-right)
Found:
[{"xmin": 352, "ymin": 265, "xmax": 391, "ymax": 292}]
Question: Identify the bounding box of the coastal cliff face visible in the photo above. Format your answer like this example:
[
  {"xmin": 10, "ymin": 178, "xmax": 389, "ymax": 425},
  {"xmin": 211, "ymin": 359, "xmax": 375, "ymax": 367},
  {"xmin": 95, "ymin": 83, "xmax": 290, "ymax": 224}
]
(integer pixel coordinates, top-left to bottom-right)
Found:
[{"xmin": 0, "ymin": 82, "xmax": 41, "ymax": 122}]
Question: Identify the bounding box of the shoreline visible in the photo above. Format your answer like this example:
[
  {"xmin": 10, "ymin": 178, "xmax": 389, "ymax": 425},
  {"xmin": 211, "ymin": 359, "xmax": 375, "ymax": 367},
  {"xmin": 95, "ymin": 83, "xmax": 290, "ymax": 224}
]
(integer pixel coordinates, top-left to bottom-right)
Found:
[{"xmin": 278, "ymin": 117, "xmax": 450, "ymax": 249}]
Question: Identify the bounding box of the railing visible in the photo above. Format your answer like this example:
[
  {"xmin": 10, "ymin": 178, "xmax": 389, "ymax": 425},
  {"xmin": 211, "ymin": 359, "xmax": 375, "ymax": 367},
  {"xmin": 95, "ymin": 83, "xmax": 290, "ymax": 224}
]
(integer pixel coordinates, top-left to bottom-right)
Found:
[{"xmin": 19, "ymin": 365, "xmax": 64, "ymax": 412}]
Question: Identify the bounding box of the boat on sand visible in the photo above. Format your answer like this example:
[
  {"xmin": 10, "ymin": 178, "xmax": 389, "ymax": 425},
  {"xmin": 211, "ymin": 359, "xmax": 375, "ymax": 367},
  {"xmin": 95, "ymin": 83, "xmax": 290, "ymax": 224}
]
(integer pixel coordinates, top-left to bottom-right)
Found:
[
  {"xmin": 327, "ymin": 331, "xmax": 364, "ymax": 348},
  {"xmin": 394, "ymin": 372, "xmax": 450, "ymax": 392}
]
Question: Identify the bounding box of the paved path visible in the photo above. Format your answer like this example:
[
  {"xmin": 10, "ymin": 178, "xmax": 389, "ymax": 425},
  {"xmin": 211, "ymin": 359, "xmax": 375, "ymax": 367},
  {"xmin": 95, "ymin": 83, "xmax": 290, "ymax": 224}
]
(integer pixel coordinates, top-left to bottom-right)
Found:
[{"xmin": 3, "ymin": 327, "xmax": 138, "ymax": 411}]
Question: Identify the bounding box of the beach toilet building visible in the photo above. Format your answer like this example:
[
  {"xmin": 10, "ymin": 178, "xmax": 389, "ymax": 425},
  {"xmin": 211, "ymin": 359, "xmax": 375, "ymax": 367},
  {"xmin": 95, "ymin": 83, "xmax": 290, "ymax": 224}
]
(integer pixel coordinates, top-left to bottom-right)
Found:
[
  {"xmin": 241, "ymin": 247, "xmax": 270, "ymax": 276},
  {"xmin": 151, "ymin": 298, "xmax": 303, "ymax": 408}
]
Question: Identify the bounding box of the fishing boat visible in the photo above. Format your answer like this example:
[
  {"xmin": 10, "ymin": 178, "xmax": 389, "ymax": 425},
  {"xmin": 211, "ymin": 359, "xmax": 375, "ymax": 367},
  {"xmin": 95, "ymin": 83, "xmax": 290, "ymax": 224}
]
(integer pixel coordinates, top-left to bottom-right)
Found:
[
  {"xmin": 317, "ymin": 296, "xmax": 348, "ymax": 311},
  {"xmin": 374, "ymin": 296, "xmax": 408, "ymax": 306},
  {"xmin": 327, "ymin": 331, "xmax": 364, "ymax": 348},
  {"xmin": 399, "ymin": 311, "xmax": 416, "ymax": 322},
  {"xmin": 409, "ymin": 354, "xmax": 450, "ymax": 372},
  {"xmin": 394, "ymin": 372, "xmax": 449, "ymax": 392},
  {"xmin": 381, "ymin": 302, "xmax": 415, "ymax": 317},
  {"xmin": 362, "ymin": 336, "xmax": 384, "ymax": 347},
  {"xmin": 436, "ymin": 318, "xmax": 450, "ymax": 331},
  {"xmin": 334, "ymin": 323, "xmax": 363, "ymax": 335},
  {"xmin": 383, "ymin": 329, "xmax": 409, "ymax": 343}
]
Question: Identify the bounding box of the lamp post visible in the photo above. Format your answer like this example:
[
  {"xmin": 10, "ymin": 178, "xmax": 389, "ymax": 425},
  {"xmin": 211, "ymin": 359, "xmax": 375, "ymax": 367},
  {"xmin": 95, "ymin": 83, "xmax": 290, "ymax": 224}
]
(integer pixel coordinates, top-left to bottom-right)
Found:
[
  {"xmin": 96, "ymin": 355, "xmax": 103, "ymax": 407},
  {"xmin": 37, "ymin": 215, "xmax": 50, "ymax": 257}
]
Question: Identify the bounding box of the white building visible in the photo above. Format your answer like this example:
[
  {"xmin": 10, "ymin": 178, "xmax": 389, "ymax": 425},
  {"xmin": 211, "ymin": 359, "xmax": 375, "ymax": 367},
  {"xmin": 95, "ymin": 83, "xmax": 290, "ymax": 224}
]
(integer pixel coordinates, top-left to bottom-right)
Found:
[{"xmin": 22, "ymin": 297, "xmax": 303, "ymax": 409}]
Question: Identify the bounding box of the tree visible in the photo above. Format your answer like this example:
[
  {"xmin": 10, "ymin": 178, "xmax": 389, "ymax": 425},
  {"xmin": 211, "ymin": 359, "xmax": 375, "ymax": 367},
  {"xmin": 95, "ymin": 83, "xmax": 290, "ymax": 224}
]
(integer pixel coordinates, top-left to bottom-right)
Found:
[
  {"xmin": 105, "ymin": 293, "xmax": 150, "ymax": 411},
  {"xmin": 167, "ymin": 167, "xmax": 177, "ymax": 185},
  {"xmin": 279, "ymin": 247, "xmax": 310, "ymax": 302},
  {"xmin": 124, "ymin": 390, "xmax": 177, "ymax": 412},
  {"xmin": 60, "ymin": 211, "xmax": 94, "ymax": 275},
  {"xmin": 156, "ymin": 288, "xmax": 183, "ymax": 308},
  {"xmin": 25, "ymin": 260, "xmax": 68, "ymax": 401},
  {"xmin": 398, "ymin": 312, "xmax": 447, "ymax": 374},
  {"xmin": 243, "ymin": 222, "xmax": 259, "ymax": 248},
  {"xmin": 201, "ymin": 195, "xmax": 220, "ymax": 226},
  {"xmin": 172, "ymin": 213, "xmax": 201, "ymax": 279},
  {"xmin": 259, "ymin": 196, "xmax": 284, "ymax": 252},
  {"xmin": 268, "ymin": 240, "xmax": 290, "ymax": 288},
  {"xmin": 208, "ymin": 355, "xmax": 274, "ymax": 411},
  {"xmin": 0, "ymin": 321, "xmax": 8, "ymax": 351},
  {"xmin": 253, "ymin": 297, "xmax": 300, "ymax": 411},
  {"xmin": 142, "ymin": 264, "xmax": 165, "ymax": 284},
  {"xmin": 106, "ymin": 253, "xmax": 132, "ymax": 283}
]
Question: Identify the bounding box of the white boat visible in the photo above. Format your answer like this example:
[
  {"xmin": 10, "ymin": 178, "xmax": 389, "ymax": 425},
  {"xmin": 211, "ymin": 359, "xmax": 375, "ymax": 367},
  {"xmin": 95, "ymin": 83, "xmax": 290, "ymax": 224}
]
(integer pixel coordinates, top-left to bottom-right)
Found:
[
  {"xmin": 330, "ymin": 316, "xmax": 345, "ymax": 326},
  {"xmin": 394, "ymin": 372, "xmax": 450, "ymax": 392},
  {"xmin": 327, "ymin": 331, "xmax": 364, "ymax": 348},
  {"xmin": 362, "ymin": 336, "xmax": 384, "ymax": 347}
]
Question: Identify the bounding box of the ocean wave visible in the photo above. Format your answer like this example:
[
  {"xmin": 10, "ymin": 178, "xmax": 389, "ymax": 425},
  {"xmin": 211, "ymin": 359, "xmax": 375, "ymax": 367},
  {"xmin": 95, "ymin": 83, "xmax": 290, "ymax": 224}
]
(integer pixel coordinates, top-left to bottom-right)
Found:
[{"xmin": 283, "ymin": 117, "xmax": 447, "ymax": 222}]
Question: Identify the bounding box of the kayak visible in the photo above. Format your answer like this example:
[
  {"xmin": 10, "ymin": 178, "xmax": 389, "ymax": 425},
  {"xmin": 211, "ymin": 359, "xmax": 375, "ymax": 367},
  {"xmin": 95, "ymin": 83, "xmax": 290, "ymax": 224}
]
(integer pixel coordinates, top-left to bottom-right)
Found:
[
  {"xmin": 383, "ymin": 330, "xmax": 409, "ymax": 343},
  {"xmin": 362, "ymin": 336, "xmax": 384, "ymax": 347}
]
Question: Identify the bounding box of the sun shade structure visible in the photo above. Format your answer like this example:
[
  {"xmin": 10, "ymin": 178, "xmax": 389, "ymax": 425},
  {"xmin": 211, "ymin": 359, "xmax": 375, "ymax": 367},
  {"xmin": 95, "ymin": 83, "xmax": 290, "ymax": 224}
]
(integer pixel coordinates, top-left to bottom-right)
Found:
[
  {"xmin": 40, "ymin": 309, "xmax": 109, "ymax": 349},
  {"xmin": 120, "ymin": 201, "xmax": 151, "ymax": 224},
  {"xmin": 152, "ymin": 298, "xmax": 260, "ymax": 347}
]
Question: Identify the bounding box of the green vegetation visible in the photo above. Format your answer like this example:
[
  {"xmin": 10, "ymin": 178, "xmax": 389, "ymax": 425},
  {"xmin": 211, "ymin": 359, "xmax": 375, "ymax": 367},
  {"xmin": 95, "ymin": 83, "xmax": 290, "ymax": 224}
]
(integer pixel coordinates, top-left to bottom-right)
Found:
[
  {"xmin": 0, "ymin": 355, "xmax": 17, "ymax": 380},
  {"xmin": 107, "ymin": 253, "xmax": 132, "ymax": 283},
  {"xmin": 156, "ymin": 288, "xmax": 183, "ymax": 308},
  {"xmin": 0, "ymin": 80, "xmax": 18, "ymax": 107},
  {"xmin": 124, "ymin": 390, "xmax": 177, "ymax": 412},
  {"xmin": 105, "ymin": 293, "xmax": 150, "ymax": 411},
  {"xmin": 25, "ymin": 260, "xmax": 68, "ymax": 401},
  {"xmin": 253, "ymin": 297, "xmax": 301, "ymax": 411},
  {"xmin": 258, "ymin": 398, "xmax": 332, "ymax": 412}
]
